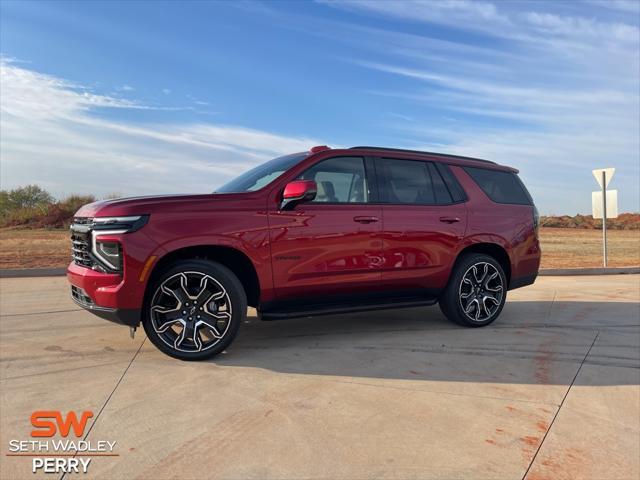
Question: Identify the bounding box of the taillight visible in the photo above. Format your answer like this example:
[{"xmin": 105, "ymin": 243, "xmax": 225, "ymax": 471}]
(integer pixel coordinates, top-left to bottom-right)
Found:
[{"xmin": 533, "ymin": 206, "xmax": 540, "ymax": 236}]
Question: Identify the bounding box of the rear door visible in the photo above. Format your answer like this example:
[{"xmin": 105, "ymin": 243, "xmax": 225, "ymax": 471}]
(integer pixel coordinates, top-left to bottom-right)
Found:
[
  {"xmin": 268, "ymin": 156, "xmax": 383, "ymax": 301},
  {"xmin": 376, "ymin": 157, "xmax": 468, "ymax": 292}
]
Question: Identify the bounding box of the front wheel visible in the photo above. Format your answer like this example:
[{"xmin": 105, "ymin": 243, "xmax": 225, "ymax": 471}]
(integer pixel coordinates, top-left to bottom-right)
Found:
[
  {"xmin": 143, "ymin": 259, "xmax": 247, "ymax": 360},
  {"xmin": 439, "ymin": 253, "xmax": 507, "ymax": 327}
]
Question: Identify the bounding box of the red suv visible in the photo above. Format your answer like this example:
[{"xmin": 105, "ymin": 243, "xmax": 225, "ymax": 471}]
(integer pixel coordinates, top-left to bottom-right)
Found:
[{"xmin": 68, "ymin": 146, "xmax": 540, "ymax": 360}]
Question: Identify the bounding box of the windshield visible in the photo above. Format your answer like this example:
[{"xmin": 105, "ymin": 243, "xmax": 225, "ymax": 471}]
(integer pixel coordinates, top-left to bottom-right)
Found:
[{"xmin": 215, "ymin": 153, "xmax": 308, "ymax": 193}]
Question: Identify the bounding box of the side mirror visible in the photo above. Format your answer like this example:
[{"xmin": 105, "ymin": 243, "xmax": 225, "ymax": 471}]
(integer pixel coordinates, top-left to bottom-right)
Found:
[{"xmin": 281, "ymin": 180, "xmax": 317, "ymax": 210}]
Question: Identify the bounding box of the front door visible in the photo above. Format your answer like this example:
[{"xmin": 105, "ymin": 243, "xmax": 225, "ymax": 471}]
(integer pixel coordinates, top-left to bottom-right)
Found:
[{"xmin": 268, "ymin": 156, "xmax": 383, "ymax": 301}]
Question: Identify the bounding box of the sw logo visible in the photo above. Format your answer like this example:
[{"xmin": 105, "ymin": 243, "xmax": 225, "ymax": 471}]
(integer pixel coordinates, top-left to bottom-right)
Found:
[
  {"xmin": 8, "ymin": 410, "xmax": 112, "ymax": 474},
  {"xmin": 31, "ymin": 410, "xmax": 93, "ymax": 438},
  {"xmin": 31, "ymin": 410, "xmax": 94, "ymax": 474}
]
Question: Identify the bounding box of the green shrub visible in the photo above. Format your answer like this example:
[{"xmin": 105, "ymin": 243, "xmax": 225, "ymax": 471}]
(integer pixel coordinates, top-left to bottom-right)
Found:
[
  {"xmin": 0, "ymin": 186, "xmax": 95, "ymax": 229},
  {"xmin": 34, "ymin": 195, "xmax": 96, "ymax": 228},
  {"xmin": 58, "ymin": 195, "xmax": 96, "ymax": 214},
  {"xmin": 0, "ymin": 185, "xmax": 54, "ymax": 216}
]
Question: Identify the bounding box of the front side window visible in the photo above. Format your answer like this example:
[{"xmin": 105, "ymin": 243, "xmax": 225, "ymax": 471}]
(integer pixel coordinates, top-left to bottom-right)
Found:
[
  {"xmin": 215, "ymin": 153, "xmax": 307, "ymax": 193},
  {"xmin": 298, "ymin": 157, "xmax": 368, "ymax": 203}
]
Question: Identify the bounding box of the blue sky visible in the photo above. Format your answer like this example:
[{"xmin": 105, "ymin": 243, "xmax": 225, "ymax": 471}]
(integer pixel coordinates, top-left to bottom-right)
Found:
[{"xmin": 1, "ymin": 0, "xmax": 638, "ymax": 214}]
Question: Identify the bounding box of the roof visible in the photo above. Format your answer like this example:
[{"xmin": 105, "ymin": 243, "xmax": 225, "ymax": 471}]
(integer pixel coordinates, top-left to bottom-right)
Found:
[{"xmin": 349, "ymin": 146, "xmax": 497, "ymax": 165}]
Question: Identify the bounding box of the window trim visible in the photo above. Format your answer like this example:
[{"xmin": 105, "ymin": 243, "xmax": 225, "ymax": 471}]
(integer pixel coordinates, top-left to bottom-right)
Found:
[
  {"xmin": 374, "ymin": 157, "xmax": 468, "ymax": 206},
  {"xmin": 364, "ymin": 157, "xmax": 380, "ymax": 203},
  {"xmin": 435, "ymin": 162, "xmax": 468, "ymax": 203},
  {"xmin": 425, "ymin": 161, "xmax": 452, "ymax": 205},
  {"xmin": 296, "ymin": 155, "xmax": 375, "ymax": 205}
]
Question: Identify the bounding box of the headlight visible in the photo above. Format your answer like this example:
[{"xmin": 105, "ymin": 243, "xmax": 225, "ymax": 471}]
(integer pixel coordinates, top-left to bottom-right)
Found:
[
  {"xmin": 92, "ymin": 215, "xmax": 148, "ymax": 232},
  {"xmin": 94, "ymin": 240, "xmax": 122, "ymax": 271},
  {"xmin": 90, "ymin": 215, "xmax": 149, "ymax": 272}
]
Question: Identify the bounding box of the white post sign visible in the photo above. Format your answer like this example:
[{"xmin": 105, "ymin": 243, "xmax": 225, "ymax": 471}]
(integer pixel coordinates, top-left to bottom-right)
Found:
[
  {"xmin": 592, "ymin": 168, "xmax": 618, "ymax": 267},
  {"xmin": 591, "ymin": 190, "xmax": 618, "ymax": 219}
]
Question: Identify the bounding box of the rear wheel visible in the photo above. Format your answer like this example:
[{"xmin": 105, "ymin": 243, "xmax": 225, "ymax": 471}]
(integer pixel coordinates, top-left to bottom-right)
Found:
[
  {"xmin": 143, "ymin": 259, "xmax": 246, "ymax": 360},
  {"xmin": 439, "ymin": 253, "xmax": 506, "ymax": 327}
]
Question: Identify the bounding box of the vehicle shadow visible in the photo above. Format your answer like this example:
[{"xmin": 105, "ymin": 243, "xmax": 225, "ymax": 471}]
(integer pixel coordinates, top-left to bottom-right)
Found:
[{"xmin": 211, "ymin": 300, "xmax": 640, "ymax": 387}]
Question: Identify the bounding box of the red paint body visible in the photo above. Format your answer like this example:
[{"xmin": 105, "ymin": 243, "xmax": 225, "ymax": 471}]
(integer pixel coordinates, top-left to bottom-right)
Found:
[{"xmin": 67, "ymin": 147, "xmax": 540, "ymax": 325}]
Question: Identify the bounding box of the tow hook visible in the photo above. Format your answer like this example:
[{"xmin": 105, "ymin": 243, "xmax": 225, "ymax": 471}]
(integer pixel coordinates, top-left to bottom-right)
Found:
[{"xmin": 129, "ymin": 327, "xmax": 136, "ymax": 339}]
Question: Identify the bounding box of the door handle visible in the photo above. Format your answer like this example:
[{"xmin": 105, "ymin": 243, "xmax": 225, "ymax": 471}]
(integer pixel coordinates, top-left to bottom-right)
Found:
[
  {"xmin": 439, "ymin": 216, "xmax": 461, "ymax": 224},
  {"xmin": 353, "ymin": 216, "xmax": 379, "ymax": 224}
]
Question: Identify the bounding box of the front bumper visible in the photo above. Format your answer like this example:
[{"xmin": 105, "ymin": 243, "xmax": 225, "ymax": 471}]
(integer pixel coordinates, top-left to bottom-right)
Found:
[
  {"xmin": 71, "ymin": 285, "xmax": 140, "ymax": 326},
  {"xmin": 67, "ymin": 263, "xmax": 141, "ymax": 326}
]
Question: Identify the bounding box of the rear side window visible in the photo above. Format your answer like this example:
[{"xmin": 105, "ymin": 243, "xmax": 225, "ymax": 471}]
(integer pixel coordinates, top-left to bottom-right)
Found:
[
  {"xmin": 378, "ymin": 158, "xmax": 433, "ymax": 204},
  {"xmin": 464, "ymin": 166, "xmax": 532, "ymax": 205},
  {"xmin": 377, "ymin": 158, "xmax": 457, "ymax": 205}
]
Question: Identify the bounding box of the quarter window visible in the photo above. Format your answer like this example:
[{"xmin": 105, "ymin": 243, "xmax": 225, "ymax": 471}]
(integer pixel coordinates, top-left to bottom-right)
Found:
[
  {"xmin": 464, "ymin": 167, "xmax": 532, "ymax": 205},
  {"xmin": 298, "ymin": 157, "xmax": 368, "ymax": 203}
]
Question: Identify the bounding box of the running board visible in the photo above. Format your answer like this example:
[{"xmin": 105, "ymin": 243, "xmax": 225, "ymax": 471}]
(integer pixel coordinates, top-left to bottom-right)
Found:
[{"xmin": 259, "ymin": 297, "xmax": 438, "ymax": 321}]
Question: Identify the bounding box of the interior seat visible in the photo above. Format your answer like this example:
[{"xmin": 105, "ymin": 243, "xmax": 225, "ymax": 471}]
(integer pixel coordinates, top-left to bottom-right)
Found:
[{"xmin": 315, "ymin": 181, "xmax": 338, "ymax": 202}]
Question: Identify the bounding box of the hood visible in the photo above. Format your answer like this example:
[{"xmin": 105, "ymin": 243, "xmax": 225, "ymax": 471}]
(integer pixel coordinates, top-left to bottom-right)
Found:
[{"xmin": 75, "ymin": 192, "xmax": 256, "ymax": 218}]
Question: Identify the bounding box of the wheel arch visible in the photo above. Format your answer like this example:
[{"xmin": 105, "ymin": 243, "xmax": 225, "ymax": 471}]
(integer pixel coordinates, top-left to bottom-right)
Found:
[
  {"xmin": 147, "ymin": 245, "xmax": 261, "ymax": 307},
  {"xmin": 455, "ymin": 242, "xmax": 512, "ymax": 284}
]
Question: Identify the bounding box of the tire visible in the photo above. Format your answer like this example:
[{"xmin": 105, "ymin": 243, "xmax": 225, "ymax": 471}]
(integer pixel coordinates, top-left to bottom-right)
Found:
[
  {"xmin": 142, "ymin": 259, "xmax": 247, "ymax": 361},
  {"xmin": 439, "ymin": 253, "xmax": 507, "ymax": 327}
]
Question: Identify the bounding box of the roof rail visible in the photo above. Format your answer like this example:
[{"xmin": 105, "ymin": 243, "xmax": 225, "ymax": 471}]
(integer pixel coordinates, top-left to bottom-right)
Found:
[{"xmin": 349, "ymin": 146, "xmax": 497, "ymax": 165}]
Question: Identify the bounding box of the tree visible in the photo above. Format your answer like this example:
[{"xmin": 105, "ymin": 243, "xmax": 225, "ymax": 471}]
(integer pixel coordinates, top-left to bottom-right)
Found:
[{"xmin": 0, "ymin": 185, "xmax": 54, "ymax": 215}]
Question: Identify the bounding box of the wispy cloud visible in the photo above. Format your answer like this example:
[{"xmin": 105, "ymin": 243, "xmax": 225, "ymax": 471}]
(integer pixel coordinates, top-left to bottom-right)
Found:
[
  {"xmin": 587, "ymin": 0, "xmax": 640, "ymax": 14},
  {"xmin": 320, "ymin": 0, "xmax": 640, "ymax": 47},
  {"xmin": 1, "ymin": 1, "xmax": 638, "ymax": 215},
  {"xmin": 385, "ymin": 112, "xmax": 414, "ymax": 122},
  {"xmin": 186, "ymin": 94, "xmax": 211, "ymax": 106},
  {"xmin": 0, "ymin": 60, "xmax": 320, "ymax": 197},
  {"xmin": 318, "ymin": 0, "xmax": 511, "ymax": 32},
  {"xmin": 316, "ymin": 0, "xmax": 639, "ymax": 213}
]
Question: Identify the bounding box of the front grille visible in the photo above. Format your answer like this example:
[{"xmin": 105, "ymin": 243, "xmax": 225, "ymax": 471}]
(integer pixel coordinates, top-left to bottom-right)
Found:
[
  {"xmin": 73, "ymin": 217, "xmax": 93, "ymax": 226},
  {"xmin": 71, "ymin": 232, "xmax": 92, "ymax": 267},
  {"xmin": 71, "ymin": 217, "xmax": 94, "ymax": 268}
]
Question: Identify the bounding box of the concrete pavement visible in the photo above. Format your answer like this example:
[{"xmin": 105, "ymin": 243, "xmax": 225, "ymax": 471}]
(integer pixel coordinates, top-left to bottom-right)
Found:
[{"xmin": 1, "ymin": 275, "xmax": 638, "ymax": 479}]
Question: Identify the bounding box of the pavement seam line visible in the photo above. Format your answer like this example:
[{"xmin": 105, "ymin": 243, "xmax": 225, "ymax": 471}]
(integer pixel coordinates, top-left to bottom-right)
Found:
[
  {"xmin": 0, "ymin": 308, "xmax": 82, "ymax": 317},
  {"xmin": 546, "ymin": 291, "xmax": 557, "ymax": 324},
  {"xmin": 59, "ymin": 337, "xmax": 146, "ymax": 480},
  {"xmin": 521, "ymin": 331, "xmax": 600, "ymax": 480},
  {"xmin": 0, "ymin": 361, "xmax": 125, "ymax": 381}
]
